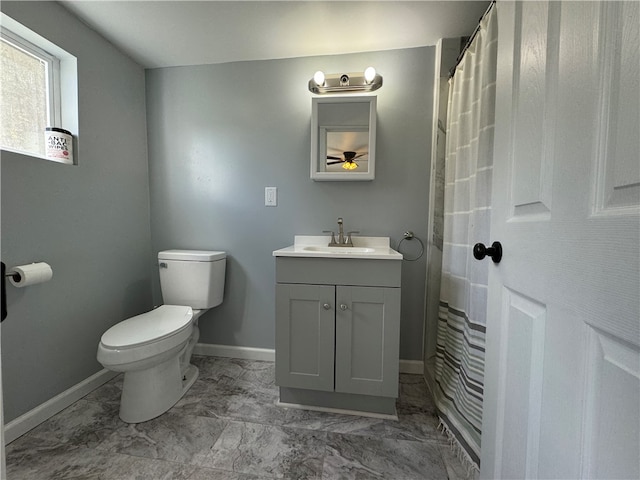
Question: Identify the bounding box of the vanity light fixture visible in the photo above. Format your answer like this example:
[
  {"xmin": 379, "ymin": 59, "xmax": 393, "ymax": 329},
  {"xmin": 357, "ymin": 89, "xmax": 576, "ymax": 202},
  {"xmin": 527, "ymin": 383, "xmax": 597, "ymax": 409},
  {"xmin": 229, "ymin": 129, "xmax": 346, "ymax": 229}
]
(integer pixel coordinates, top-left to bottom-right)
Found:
[{"xmin": 309, "ymin": 67, "xmax": 382, "ymax": 94}]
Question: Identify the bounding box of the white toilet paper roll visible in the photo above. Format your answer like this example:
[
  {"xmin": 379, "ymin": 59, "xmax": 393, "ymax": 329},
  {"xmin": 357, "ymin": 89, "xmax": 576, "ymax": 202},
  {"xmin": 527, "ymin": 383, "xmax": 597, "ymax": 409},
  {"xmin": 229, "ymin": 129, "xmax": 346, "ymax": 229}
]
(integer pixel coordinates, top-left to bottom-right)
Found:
[{"xmin": 9, "ymin": 262, "xmax": 53, "ymax": 288}]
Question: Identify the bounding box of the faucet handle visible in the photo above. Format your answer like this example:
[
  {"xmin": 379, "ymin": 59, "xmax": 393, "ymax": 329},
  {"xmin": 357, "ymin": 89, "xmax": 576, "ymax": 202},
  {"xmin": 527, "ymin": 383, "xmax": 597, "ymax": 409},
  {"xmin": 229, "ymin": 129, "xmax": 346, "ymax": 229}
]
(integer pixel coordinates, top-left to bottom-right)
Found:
[
  {"xmin": 323, "ymin": 230, "xmax": 338, "ymax": 246},
  {"xmin": 345, "ymin": 231, "xmax": 360, "ymax": 246}
]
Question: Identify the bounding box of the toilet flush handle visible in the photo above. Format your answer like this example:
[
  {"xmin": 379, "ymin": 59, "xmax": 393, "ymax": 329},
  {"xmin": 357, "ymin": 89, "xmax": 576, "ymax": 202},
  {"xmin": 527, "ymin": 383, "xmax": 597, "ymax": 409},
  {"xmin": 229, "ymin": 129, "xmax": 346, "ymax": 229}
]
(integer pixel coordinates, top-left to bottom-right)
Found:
[{"xmin": 159, "ymin": 262, "xmax": 168, "ymax": 268}]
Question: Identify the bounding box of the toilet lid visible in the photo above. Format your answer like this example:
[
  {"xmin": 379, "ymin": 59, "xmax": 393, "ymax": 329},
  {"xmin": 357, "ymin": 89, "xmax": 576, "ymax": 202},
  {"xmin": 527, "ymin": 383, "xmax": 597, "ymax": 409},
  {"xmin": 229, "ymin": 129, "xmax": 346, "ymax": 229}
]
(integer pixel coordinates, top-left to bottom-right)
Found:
[
  {"xmin": 101, "ymin": 305, "xmax": 193, "ymax": 349},
  {"xmin": 158, "ymin": 250, "xmax": 226, "ymax": 261}
]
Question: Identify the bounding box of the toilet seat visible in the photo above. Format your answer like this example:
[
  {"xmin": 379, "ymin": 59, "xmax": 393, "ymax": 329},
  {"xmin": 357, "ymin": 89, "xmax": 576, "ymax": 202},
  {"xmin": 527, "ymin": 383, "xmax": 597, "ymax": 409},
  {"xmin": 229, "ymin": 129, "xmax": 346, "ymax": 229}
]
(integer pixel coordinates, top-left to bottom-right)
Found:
[
  {"xmin": 101, "ymin": 305, "xmax": 193, "ymax": 349},
  {"xmin": 98, "ymin": 305, "xmax": 194, "ymax": 367}
]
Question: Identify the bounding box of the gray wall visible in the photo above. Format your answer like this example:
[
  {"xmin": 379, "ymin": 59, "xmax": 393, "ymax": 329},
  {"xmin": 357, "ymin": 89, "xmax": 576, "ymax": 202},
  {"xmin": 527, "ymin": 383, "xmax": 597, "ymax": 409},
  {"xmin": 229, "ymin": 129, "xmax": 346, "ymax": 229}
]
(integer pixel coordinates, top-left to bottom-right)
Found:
[
  {"xmin": 146, "ymin": 47, "xmax": 434, "ymax": 361},
  {"xmin": 1, "ymin": 1, "xmax": 152, "ymax": 422}
]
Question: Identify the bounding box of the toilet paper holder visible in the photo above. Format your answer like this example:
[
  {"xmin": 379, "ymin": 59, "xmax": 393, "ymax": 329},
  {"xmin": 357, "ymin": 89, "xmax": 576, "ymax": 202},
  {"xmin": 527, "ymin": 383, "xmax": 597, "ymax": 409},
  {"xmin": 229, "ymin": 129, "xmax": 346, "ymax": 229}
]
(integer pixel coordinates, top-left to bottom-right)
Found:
[
  {"xmin": 5, "ymin": 262, "xmax": 54, "ymax": 289},
  {"xmin": 4, "ymin": 268, "xmax": 20, "ymax": 281}
]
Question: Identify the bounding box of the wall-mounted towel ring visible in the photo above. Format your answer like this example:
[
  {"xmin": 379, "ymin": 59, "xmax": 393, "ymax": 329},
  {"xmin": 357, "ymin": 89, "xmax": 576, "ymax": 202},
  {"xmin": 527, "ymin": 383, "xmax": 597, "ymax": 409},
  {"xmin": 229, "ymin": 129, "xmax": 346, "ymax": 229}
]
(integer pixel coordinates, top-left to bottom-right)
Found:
[{"xmin": 397, "ymin": 231, "xmax": 424, "ymax": 262}]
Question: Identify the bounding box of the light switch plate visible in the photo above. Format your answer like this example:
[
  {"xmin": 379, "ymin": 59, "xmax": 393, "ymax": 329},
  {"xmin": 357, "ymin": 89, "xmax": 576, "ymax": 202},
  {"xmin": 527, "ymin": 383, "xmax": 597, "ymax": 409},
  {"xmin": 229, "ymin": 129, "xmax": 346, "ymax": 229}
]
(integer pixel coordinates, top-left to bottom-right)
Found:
[{"xmin": 265, "ymin": 187, "xmax": 277, "ymax": 206}]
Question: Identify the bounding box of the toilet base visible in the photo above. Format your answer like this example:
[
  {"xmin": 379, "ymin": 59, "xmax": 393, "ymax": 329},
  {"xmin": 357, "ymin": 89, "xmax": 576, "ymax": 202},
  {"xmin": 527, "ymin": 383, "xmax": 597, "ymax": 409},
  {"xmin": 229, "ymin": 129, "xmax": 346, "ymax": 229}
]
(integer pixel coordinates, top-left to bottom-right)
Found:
[
  {"xmin": 182, "ymin": 363, "xmax": 198, "ymax": 393},
  {"xmin": 119, "ymin": 356, "xmax": 199, "ymax": 424}
]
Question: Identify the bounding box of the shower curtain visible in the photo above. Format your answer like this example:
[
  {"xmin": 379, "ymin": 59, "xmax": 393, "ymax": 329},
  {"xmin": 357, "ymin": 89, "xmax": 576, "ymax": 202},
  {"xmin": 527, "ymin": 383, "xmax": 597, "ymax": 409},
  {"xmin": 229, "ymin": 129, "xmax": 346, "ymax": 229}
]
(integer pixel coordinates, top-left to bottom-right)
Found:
[{"xmin": 434, "ymin": 3, "xmax": 497, "ymax": 471}]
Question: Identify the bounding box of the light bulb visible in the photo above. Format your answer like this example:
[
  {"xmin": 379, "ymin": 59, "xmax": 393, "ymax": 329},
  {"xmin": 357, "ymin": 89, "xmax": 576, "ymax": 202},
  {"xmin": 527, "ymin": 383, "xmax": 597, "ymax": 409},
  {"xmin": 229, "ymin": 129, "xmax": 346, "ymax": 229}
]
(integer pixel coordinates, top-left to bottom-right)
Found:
[
  {"xmin": 364, "ymin": 66, "xmax": 376, "ymax": 84},
  {"xmin": 342, "ymin": 161, "xmax": 358, "ymax": 170},
  {"xmin": 313, "ymin": 70, "xmax": 325, "ymax": 86}
]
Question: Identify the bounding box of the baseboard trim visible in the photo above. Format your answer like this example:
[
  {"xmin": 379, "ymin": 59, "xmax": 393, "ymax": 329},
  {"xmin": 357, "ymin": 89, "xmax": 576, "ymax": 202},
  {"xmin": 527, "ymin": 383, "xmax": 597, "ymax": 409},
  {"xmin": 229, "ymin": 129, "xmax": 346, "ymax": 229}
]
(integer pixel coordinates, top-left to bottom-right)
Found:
[
  {"xmin": 194, "ymin": 343, "xmax": 424, "ymax": 375},
  {"xmin": 399, "ymin": 359, "xmax": 424, "ymax": 375},
  {"xmin": 276, "ymin": 400, "xmax": 398, "ymax": 421},
  {"xmin": 193, "ymin": 343, "xmax": 275, "ymax": 362},
  {"xmin": 4, "ymin": 369, "xmax": 118, "ymax": 444}
]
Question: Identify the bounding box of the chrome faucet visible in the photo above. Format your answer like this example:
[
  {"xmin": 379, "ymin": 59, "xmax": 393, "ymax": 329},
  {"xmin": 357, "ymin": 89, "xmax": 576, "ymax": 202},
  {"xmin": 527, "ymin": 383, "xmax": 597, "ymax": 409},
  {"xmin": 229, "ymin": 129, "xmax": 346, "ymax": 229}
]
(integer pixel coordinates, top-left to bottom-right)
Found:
[{"xmin": 324, "ymin": 217, "xmax": 359, "ymax": 247}]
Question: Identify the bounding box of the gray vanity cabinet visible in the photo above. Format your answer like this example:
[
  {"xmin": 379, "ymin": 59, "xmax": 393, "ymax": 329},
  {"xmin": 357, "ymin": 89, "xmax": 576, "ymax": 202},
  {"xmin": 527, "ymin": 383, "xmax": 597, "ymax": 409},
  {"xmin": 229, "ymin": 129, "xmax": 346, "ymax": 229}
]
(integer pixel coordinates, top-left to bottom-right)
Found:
[
  {"xmin": 275, "ymin": 283, "xmax": 336, "ymax": 392},
  {"xmin": 275, "ymin": 256, "xmax": 401, "ymax": 414},
  {"xmin": 334, "ymin": 285, "xmax": 400, "ymax": 397}
]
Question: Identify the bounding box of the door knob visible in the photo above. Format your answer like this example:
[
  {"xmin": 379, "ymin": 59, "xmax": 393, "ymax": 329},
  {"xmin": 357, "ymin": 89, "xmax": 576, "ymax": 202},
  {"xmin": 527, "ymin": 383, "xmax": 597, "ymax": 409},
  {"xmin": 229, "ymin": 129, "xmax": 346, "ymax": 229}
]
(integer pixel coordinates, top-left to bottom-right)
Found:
[
  {"xmin": 473, "ymin": 241, "xmax": 503, "ymax": 264},
  {"xmin": 323, "ymin": 303, "xmax": 331, "ymax": 310},
  {"xmin": 340, "ymin": 304, "xmax": 348, "ymax": 311}
]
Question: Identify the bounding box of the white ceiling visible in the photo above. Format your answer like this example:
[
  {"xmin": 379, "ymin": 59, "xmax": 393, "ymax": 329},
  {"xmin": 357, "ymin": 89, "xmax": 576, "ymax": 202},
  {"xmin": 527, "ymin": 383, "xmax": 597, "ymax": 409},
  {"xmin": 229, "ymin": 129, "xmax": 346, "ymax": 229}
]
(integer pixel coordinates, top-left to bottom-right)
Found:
[{"xmin": 59, "ymin": 1, "xmax": 490, "ymax": 69}]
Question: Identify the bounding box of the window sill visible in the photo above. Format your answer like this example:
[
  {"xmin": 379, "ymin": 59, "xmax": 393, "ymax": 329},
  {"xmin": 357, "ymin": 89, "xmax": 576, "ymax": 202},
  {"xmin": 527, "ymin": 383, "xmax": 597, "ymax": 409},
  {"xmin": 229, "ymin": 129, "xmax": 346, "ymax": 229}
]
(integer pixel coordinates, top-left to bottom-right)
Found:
[{"xmin": 1, "ymin": 147, "xmax": 75, "ymax": 165}]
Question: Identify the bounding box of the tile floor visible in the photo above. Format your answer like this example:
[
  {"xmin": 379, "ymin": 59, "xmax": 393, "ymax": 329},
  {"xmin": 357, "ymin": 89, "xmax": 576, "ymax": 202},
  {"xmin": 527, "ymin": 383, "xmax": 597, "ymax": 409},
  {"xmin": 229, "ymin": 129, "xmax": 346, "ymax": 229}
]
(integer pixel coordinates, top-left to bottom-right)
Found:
[{"xmin": 6, "ymin": 356, "xmax": 470, "ymax": 479}]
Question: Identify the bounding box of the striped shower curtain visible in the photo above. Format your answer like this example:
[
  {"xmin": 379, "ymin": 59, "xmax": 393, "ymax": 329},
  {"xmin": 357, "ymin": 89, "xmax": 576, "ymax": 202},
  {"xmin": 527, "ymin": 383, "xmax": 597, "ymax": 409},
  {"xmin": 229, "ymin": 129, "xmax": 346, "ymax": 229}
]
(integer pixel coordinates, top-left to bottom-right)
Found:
[{"xmin": 434, "ymin": 3, "xmax": 497, "ymax": 472}]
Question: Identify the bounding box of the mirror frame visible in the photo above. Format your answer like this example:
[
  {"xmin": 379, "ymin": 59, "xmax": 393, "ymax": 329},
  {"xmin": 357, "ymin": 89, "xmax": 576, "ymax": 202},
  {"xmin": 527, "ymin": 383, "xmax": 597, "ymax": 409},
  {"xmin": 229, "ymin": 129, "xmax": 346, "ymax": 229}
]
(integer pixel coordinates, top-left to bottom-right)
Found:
[{"xmin": 310, "ymin": 96, "xmax": 377, "ymax": 181}]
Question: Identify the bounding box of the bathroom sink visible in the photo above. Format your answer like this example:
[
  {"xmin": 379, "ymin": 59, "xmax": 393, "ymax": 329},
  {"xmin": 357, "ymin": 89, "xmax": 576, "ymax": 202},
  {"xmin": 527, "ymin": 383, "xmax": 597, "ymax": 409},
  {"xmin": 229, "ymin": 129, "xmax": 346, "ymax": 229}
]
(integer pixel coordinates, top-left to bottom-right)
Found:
[
  {"xmin": 273, "ymin": 235, "xmax": 402, "ymax": 260},
  {"xmin": 302, "ymin": 246, "xmax": 375, "ymax": 254}
]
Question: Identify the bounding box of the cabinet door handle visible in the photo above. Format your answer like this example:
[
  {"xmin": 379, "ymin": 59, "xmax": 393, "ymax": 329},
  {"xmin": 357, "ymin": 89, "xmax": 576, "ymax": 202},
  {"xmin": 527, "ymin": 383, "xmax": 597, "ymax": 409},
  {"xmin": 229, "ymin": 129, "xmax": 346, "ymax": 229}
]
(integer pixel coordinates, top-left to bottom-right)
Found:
[
  {"xmin": 323, "ymin": 303, "xmax": 331, "ymax": 310},
  {"xmin": 340, "ymin": 304, "xmax": 348, "ymax": 311}
]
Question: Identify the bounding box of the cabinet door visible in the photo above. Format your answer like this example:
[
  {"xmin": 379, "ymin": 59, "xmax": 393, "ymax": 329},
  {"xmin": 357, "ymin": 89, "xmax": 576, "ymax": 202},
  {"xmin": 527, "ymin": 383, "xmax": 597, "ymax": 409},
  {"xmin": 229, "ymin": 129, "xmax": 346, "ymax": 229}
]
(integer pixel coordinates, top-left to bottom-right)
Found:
[
  {"xmin": 275, "ymin": 283, "xmax": 335, "ymax": 391},
  {"xmin": 335, "ymin": 286, "xmax": 400, "ymax": 397}
]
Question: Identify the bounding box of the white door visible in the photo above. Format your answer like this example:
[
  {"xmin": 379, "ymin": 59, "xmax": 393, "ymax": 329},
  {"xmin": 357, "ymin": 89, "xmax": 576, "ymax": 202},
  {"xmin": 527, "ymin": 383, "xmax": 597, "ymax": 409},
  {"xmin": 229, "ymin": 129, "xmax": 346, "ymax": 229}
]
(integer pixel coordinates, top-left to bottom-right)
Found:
[{"xmin": 481, "ymin": 2, "xmax": 639, "ymax": 479}]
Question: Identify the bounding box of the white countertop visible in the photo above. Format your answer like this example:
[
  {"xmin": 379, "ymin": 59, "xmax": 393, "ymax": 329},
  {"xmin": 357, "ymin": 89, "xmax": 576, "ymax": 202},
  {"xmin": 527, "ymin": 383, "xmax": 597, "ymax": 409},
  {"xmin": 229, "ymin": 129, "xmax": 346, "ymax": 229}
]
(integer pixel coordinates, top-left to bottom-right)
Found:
[{"xmin": 273, "ymin": 236, "xmax": 403, "ymax": 260}]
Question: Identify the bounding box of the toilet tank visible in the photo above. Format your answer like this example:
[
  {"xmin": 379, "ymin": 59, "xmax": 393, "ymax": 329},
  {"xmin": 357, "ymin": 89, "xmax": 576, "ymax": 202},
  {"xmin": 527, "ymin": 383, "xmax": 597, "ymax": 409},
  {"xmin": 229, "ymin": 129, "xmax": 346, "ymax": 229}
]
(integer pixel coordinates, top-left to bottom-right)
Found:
[{"xmin": 158, "ymin": 250, "xmax": 226, "ymax": 309}]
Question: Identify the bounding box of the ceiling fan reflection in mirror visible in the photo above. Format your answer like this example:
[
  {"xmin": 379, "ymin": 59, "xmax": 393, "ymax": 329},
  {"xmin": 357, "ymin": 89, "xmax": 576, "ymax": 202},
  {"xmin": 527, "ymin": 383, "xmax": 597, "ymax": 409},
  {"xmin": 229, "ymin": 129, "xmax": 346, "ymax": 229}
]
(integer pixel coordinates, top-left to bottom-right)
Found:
[
  {"xmin": 327, "ymin": 150, "xmax": 368, "ymax": 170},
  {"xmin": 325, "ymin": 129, "xmax": 369, "ymax": 172}
]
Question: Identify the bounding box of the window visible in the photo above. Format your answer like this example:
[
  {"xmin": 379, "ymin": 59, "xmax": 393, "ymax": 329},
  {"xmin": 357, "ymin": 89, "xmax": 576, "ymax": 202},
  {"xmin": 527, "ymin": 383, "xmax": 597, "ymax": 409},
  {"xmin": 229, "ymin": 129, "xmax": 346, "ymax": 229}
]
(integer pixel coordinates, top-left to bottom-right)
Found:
[
  {"xmin": 0, "ymin": 14, "xmax": 77, "ymax": 163},
  {"xmin": 1, "ymin": 28, "xmax": 59, "ymax": 156}
]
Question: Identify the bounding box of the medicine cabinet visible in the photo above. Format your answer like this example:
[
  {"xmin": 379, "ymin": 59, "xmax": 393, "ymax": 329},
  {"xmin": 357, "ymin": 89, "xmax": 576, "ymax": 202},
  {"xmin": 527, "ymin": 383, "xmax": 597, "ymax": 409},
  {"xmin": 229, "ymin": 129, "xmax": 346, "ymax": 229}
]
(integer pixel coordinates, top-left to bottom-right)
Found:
[{"xmin": 310, "ymin": 96, "xmax": 377, "ymax": 181}]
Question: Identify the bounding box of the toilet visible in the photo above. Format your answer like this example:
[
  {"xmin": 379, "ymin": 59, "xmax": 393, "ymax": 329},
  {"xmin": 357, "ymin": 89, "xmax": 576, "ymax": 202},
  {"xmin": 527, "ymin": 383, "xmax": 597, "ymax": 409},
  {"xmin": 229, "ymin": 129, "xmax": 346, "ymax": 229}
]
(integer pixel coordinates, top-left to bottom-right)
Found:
[{"xmin": 97, "ymin": 249, "xmax": 226, "ymax": 423}]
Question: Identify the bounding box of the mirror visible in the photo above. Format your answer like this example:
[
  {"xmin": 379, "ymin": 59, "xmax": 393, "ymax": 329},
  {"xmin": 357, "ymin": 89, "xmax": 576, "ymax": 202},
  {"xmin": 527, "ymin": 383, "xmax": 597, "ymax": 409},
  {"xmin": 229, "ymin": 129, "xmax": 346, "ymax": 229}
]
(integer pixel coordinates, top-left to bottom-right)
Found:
[{"xmin": 310, "ymin": 96, "xmax": 376, "ymax": 181}]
